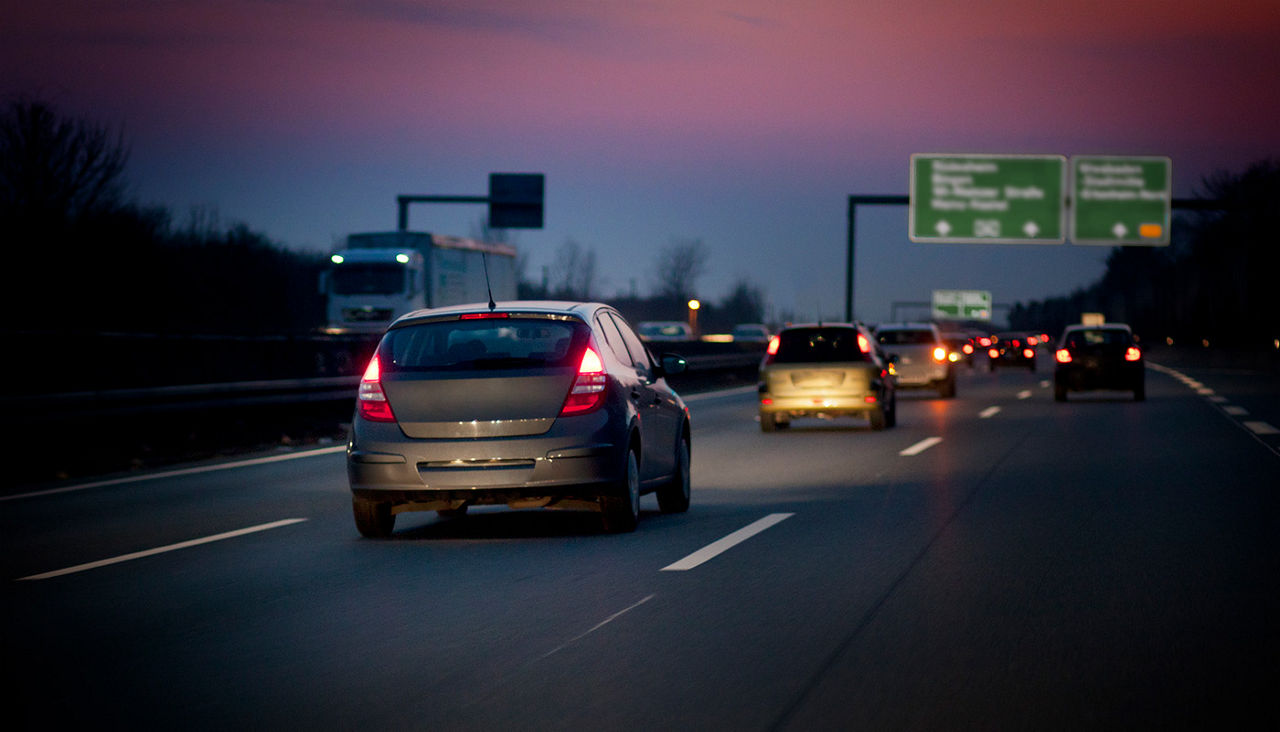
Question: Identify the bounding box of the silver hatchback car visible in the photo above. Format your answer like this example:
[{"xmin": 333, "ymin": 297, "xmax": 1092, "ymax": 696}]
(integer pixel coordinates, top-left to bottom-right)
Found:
[{"xmin": 348, "ymin": 301, "xmax": 691, "ymax": 536}]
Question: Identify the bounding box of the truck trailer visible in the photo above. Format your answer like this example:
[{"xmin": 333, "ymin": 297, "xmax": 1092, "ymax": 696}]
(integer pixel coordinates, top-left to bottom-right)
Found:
[{"xmin": 324, "ymin": 231, "xmax": 517, "ymax": 333}]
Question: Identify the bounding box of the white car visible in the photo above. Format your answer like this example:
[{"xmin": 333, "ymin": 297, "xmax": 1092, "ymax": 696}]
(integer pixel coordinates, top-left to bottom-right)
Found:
[{"xmin": 874, "ymin": 323, "xmax": 956, "ymax": 398}]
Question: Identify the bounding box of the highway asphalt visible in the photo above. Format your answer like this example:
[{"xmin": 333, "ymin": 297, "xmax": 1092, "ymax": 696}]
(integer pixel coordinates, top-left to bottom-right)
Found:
[{"xmin": 4, "ymin": 353, "xmax": 1277, "ymax": 729}]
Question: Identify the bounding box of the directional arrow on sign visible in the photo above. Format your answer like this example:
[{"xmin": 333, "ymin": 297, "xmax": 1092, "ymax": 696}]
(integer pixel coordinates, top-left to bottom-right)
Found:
[
  {"xmin": 1023, "ymin": 221, "xmax": 1040, "ymax": 237},
  {"xmin": 936, "ymin": 220, "xmax": 952, "ymax": 236},
  {"xmin": 1112, "ymin": 222, "xmax": 1128, "ymax": 238}
]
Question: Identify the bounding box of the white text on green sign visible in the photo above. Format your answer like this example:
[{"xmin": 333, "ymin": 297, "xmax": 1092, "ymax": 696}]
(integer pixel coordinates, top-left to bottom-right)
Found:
[{"xmin": 910, "ymin": 154, "xmax": 1066, "ymax": 244}]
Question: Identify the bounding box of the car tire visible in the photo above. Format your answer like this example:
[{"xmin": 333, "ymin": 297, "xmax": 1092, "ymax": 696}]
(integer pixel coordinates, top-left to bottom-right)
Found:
[
  {"xmin": 601, "ymin": 448, "xmax": 640, "ymax": 533},
  {"xmin": 869, "ymin": 406, "xmax": 886, "ymax": 431},
  {"xmin": 1054, "ymin": 382, "xmax": 1067, "ymax": 402},
  {"xmin": 437, "ymin": 505, "xmax": 469, "ymax": 519},
  {"xmin": 938, "ymin": 375, "xmax": 956, "ymax": 399},
  {"xmin": 885, "ymin": 395, "xmax": 897, "ymax": 428},
  {"xmin": 353, "ymin": 497, "xmax": 395, "ymax": 538},
  {"xmin": 760, "ymin": 412, "xmax": 776, "ymax": 432},
  {"xmin": 656, "ymin": 437, "xmax": 691, "ymax": 514}
]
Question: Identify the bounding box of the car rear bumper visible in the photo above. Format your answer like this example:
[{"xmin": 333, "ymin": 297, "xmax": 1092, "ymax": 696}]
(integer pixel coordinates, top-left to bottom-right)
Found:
[
  {"xmin": 1055, "ymin": 364, "xmax": 1144, "ymax": 391},
  {"xmin": 759, "ymin": 394, "xmax": 883, "ymax": 419}
]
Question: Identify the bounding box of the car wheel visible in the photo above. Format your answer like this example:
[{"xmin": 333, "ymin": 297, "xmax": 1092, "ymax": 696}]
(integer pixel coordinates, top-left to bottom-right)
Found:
[
  {"xmin": 656, "ymin": 437, "xmax": 691, "ymax": 514},
  {"xmin": 1054, "ymin": 382, "xmax": 1067, "ymax": 402},
  {"xmin": 939, "ymin": 375, "xmax": 956, "ymax": 399},
  {"xmin": 760, "ymin": 412, "xmax": 776, "ymax": 432},
  {"xmin": 353, "ymin": 497, "xmax": 395, "ymax": 538},
  {"xmin": 869, "ymin": 406, "xmax": 886, "ymax": 431},
  {"xmin": 437, "ymin": 505, "xmax": 469, "ymax": 519},
  {"xmin": 885, "ymin": 395, "xmax": 897, "ymax": 428},
  {"xmin": 601, "ymin": 448, "xmax": 640, "ymax": 533}
]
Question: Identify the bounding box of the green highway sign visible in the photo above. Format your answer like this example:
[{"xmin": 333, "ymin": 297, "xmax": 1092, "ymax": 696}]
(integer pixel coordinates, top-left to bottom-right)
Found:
[
  {"xmin": 1070, "ymin": 156, "xmax": 1171, "ymax": 245},
  {"xmin": 932, "ymin": 289, "xmax": 992, "ymax": 321},
  {"xmin": 910, "ymin": 154, "xmax": 1066, "ymax": 244}
]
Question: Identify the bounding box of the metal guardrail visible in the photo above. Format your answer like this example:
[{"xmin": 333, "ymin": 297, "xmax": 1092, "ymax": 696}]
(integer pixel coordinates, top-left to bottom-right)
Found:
[{"xmin": 10, "ymin": 353, "xmax": 763, "ymax": 420}]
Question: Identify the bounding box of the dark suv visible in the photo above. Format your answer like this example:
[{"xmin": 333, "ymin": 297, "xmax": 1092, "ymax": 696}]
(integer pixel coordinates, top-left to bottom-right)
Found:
[
  {"xmin": 1054, "ymin": 323, "xmax": 1145, "ymax": 401},
  {"xmin": 347, "ymin": 301, "xmax": 691, "ymax": 536}
]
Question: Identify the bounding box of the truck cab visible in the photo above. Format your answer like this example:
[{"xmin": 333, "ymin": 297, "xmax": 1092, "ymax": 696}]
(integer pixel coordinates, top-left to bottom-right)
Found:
[{"xmin": 325, "ymin": 248, "xmax": 424, "ymax": 333}]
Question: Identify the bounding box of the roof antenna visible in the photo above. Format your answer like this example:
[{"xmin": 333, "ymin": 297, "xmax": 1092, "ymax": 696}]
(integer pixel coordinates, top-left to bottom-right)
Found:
[{"xmin": 483, "ymin": 251, "xmax": 496, "ymax": 311}]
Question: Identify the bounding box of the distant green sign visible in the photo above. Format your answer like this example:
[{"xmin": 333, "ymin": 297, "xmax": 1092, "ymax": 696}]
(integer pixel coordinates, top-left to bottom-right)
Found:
[
  {"xmin": 932, "ymin": 289, "xmax": 993, "ymax": 321},
  {"xmin": 910, "ymin": 154, "xmax": 1066, "ymax": 244},
  {"xmin": 1070, "ymin": 156, "xmax": 1171, "ymax": 245}
]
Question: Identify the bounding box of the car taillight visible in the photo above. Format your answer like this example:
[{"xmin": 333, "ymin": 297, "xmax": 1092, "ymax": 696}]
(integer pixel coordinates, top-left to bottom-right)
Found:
[
  {"xmin": 1027, "ymin": 336, "xmax": 1039, "ymax": 346},
  {"xmin": 978, "ymin": 337, "xmax": 992, "ymax": 347},
  {"xmin": 988, "ymin": 348, "xmax": 1000, "ymax": 359},
  {"xmin": 1055, "ymin": 348, "xmax": 1073, "ymax": 364},
  {"xmin": 1023, "ymin": 348, "xmax": 1035, "ymax": 359},
  {"xmin": 357, "ymin": 355, "xmax": 397, "ymax": 422},
  {"xmin": 1125, "ymin": 346, "xmax": 1142, "ymax": 361},
  {"xmin": 560, "ymin": 347, "xmax": 607, "ymax": 416},
  {"xmin": 863, "ymin": 395, "xmax": 878, "ymax": 404},
  {"xmin": 963, "ymin": 343, "xmax": 974, "ymax": 354},
  {"xmin": 459, "ymin": 312, "xmax": 509, "ymax": 320},
  {"xmin": 932, "ymin": 346, "xmax": 947, "ymax": 362},
  {"xmin": 857, "ymin": 333, "xmax": 870, "ymax": 354}
]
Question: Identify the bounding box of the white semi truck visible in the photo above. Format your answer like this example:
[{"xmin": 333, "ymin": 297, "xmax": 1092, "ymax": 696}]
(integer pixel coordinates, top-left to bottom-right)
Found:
[{"xmin": 324, "ymin": 231, "xmax": 517, "ymax": 333}]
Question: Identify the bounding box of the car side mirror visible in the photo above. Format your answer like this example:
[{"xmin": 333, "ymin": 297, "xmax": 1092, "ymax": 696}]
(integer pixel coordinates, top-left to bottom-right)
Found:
[{"xmin": 658, "ymin": 353, "xmax": 688, "ymax": 376}]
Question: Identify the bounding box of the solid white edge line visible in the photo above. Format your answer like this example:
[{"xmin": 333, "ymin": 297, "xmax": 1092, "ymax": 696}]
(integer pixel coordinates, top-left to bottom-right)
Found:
[
  {"xmin": 539, "ymin": 594, "xmax": 656, "ymax": 659},
  {"xmin": 18, "ymin": 518, "xmax": 309, "ymax": 581},
  {"xmin": 979, "ymin": 406, "xmax": 1001, "ymax": 419},
  {"xmin": 899, "ymin": 437, "xmax": 943, "ymax": 456},
  {"xmin": 2, "ymin": 446, "xmax": 348, "ymax": 502},
  {"xmin": 682, "ymin": 385, "xmax": 759, "ymax": 402},
  {"xmin": 661, "ymin": 513, "xmax": 794, "ymax": 571}
]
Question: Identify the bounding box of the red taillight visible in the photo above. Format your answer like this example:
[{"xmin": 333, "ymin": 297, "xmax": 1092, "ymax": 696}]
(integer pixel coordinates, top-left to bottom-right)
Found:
[
  {"xmin": 1125, "ymin": 346, "xmax": 1142, "ymax": 362},
  {"xmin": 988, "ymin": 348, "xmax": 1000, "ymax": 359},
  {"xmin": 767, "ymin": 335, "xmax": 780, "ymax": 356},
  {"xmin": 1027, "ymin": 336, "xmax": 1039, "ymax": 346},
  {"xmin": 560, "ymin": 347, "xmax": 607, "ymax": 416},
  {"xmin": 1055, "ymin": 348, "xmax": 1073, "ymax": 364},
  {"xmin": 962, "ymin": 343, "xmax": 974, "ymax": 354},
  {"xmin": 978, "ymin": 337, "xmax": 992, "ymax": 347},
  {"xmin": 760, "ymin": 397, "xmax": 774, "ymax": 406},
  {"xmin": 863, "ymin": 395, "xmax": 878, "ymax": 404},
  {"xmin": 459, "ymin": 312, "xmax": 509, "ymax": 320},
  {"xmin": 857, "ymin": 333, "xmax": 870, "ymax": 354},
  {"xmin": 1023, "ymin": 348, "xmax": 1035, "ymax": 359},
  {"xmin": 357, "ymin": 355, "xmax": 396, "ymax": 422}
]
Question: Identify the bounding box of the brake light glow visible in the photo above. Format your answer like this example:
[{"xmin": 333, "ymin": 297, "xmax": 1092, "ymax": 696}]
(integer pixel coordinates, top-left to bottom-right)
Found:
[
  {"xmin": 963, "ymin": 343, "xmax": 974, "ymax": 354},
  {"xmin": 357, "ymin": 355, "xmax": 396, "ymax": 422},
  {"xmin": 932, "ymin": 346, "xmax": 947, "ymax": 362},
  {"xmin": 978, "ymin": 337, "xmax": 992, "ymax": 347},
  {"xmin": 460, "ymin": 312, "xmax": 509, "ymax": 320},
  {"xmin": 560, "ymin": 347, "xmax": 607, "ymax": 416},
  {"xmin": 1027, "ymin": 336, "xmax": 1039, "ymax": 346},
  {"xmin": 857, "ymin": 333, "xmax": 870, "ymax": 354},
  {"xmin": 767, "ymin": 336, "xmax": 780, "ymax": 356},
  {"xmin": 1023, "ymin": 348, "xmax": 1035, "ymax": 359},
  {"xmin": 1055, "ymin": 348, "xmax": 1073, "ymax": 364},
  {"xmin": 988, "ymin": 348, "xmax": 1000, "ymax": 359},
  {"xmin": 864, "ymin": 395, "xmax": 878, "ymax": 404},
  {"xmin": 1125, "ymin": 346, "xmax": 1142, "ymax": 361}
]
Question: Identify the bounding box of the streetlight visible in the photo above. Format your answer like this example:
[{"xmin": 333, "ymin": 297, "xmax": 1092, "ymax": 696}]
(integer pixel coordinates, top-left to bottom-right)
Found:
[{"xmin": 687, "ymin": 299, "xmax": 700, "ymax": 338}]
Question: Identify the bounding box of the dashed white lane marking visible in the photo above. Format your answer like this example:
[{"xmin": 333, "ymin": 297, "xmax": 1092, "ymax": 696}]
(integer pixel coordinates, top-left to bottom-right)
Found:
[
  {"xmin": 900, "ymin": 437, "xmax": 943, "ymax": 456},
  {"xmin": 1017, "ymin": 390, "xmax": 1033, "ymax": 400},
  {"xmin": 3, "ymin": 446, "xmax": 347, "ymax": 502},
  {"xmin": 1197, "ymin": 388, "xmax": 1216, "ymax": 396},
  {"xmin": 979, "ymin": 406, "xmax": 1001, "ymax": 419},
  {"xmin": 18, "ymin": 518, "xmax": 309, "ymax": 581},
  {"xmin": 1039, "ymin": 380, "xmax": 1051, "ymax": 388},
  {"xmin": 1244, "ymin": 421, "xmax": 1280, "ymax": 436},
  {"xmin": 662, "ymin": 513, "xmax": 794, "ymax": 571},
  {"xmin": 1224, "ymin": 406, "xmax": 1250, "ymax": 416},
  {"xmin": 1209, "ymin": 396, "xmax": 1228, "ymax": 403}
]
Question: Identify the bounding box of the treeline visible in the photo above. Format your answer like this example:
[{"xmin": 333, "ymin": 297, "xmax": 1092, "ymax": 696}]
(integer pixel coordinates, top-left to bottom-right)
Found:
[
  {"xmin": 1, "ymin": 96, "xmax": 327, "ymax": 335},
  {"xmin": 1009, "ymin": 158, "xmax": 1280, "ymax": 347},
  {"xmin": 1, "ymin": 95, "xmax": 765, "ymax": 337}
]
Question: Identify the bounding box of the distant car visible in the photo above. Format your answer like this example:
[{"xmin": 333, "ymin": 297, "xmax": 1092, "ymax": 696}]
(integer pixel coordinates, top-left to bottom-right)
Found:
[
  {"xmin": 874, "ymin": 322, "xmax": 956, "ymax": 398},
  {"xmin": 939, "ymin": 331, "xmax": 974, "ymax": 368},
  {"xmin": 758, "ymin": 322, "xmax": 896, "ymax": 431},
  {"xmin": 1054, "ymin": 323, "xmax": 1145, "ymax": 401},
  {"xmin": 987, "ymin": 332, "xmax": 1038, "ymax": 372},
  {"xmin": 347, "ymin": 301, "xmax": 692, "ymax": 536},
  {"xmin": 637, "ymin": 321, "xmax": 693, "ymax": 342},
  {"xmin": 730, "ymin": 323, "xmax": 772, "ymax": 342}
]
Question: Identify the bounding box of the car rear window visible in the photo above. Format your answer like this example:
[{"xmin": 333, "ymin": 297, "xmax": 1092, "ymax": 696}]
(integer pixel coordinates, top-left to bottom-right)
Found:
[
  {"xmin": 1064, "ymin": 329, "xmax": 1131, "ymax": 348},
  {"xmin": 774, "ymin": 328, "xmax": 869, "ymax": 363},
  {"xmin": 380, "ymin": 317, "xmax": 589, "ymax": 372},
  {"xmin": 876, "ymin": 329, "xmax": 936, "ymax": 346}
]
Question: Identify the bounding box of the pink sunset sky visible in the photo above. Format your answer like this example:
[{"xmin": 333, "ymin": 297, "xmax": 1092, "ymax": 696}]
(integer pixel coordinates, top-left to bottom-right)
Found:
[{"xmin": 5, "ymin": 0, "xmax": 1279, "ymax": 321}]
